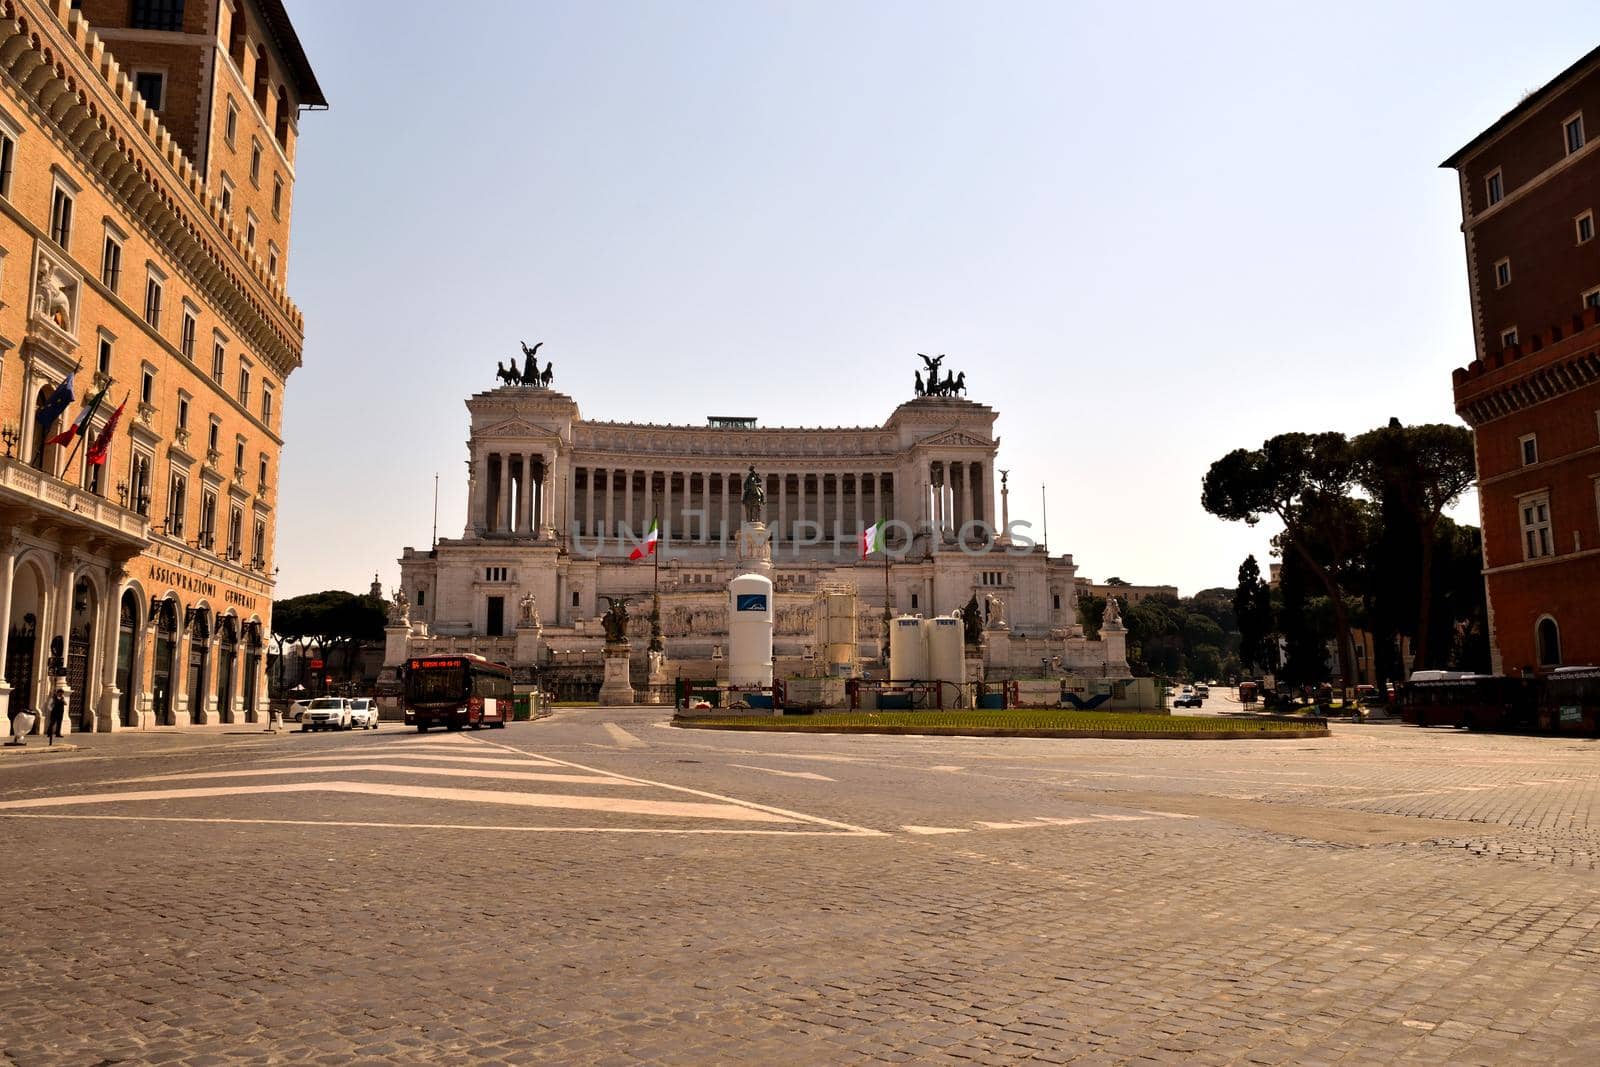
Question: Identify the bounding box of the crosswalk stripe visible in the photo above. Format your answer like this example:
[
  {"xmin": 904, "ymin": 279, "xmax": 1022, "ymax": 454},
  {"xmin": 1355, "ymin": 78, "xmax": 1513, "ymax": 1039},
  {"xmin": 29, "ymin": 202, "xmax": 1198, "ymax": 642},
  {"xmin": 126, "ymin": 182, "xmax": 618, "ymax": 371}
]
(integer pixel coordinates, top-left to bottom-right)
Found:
[
  {"xmin": 602, "ymin": 723, "xmax": 646, "ymax": 748},
  {"xmin": 0, "ymin": 782, "xmax": 798, "ymax": 822},
  {"xmin": 109, "ymin": 766, "xmax": 635, "ymax": 787}
]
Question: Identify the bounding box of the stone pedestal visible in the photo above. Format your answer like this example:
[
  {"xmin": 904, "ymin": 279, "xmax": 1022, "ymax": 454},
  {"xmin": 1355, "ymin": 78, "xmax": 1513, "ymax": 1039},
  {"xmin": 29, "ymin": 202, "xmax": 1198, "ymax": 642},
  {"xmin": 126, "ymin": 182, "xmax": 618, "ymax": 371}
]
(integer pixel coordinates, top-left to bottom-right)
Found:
[
  {"xmin": 514, "ymin": 623, "xmax": 542, "ymax": 667},
  {"xmin": 1101, "ymin": 618, "xmax": 1130, "ymax": 678},
  {"xmin": 735, "ymin": 522, "xmax": 773, "ymax": 580},
  {"xmin": 984, "ymin": 625, "xmax": 1012, "ymax": 673},
  {"xmin": 597, "ymin": 642, "xmax": 636, "ymax": 706},
  {"xmin": 384, "ymin": 623, "xmax": 412, "ymax": 667}
]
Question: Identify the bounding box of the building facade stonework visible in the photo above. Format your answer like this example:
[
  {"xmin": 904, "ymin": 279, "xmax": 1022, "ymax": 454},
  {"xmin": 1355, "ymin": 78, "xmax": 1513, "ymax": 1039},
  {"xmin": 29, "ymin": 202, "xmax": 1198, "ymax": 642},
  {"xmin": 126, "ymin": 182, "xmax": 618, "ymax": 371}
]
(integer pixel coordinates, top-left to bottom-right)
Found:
[
  {"xmin": 398, "ymin": 386, "xmax": 1095, "ymax": 684},
  {"xmin": 1445, "ymin": 44, "xmax": 1600, "ymax": 674},
  {"xmin": 0, "ymin": 0, "xmax": 321, "ymax": 730}
]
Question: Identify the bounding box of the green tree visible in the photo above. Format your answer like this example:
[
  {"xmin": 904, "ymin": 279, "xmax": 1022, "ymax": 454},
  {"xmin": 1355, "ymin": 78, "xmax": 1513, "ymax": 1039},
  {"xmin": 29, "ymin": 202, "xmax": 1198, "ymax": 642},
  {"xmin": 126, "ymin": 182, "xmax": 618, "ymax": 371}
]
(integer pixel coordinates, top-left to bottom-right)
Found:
[
  {"xmin": 1352, "ymin": 422, "xmax": 1475, "ymax": 671},
  {"xmin": 1203, "ymin": 432, "xmax": 1359, "ymax": 695},
  {"xmin": 1077, "ymin": 594, "xmax": 1106, "ymax": 640},
  {"xmin": 1233, "ymin": 555, "xmax": 1274, "ymax": 673}
]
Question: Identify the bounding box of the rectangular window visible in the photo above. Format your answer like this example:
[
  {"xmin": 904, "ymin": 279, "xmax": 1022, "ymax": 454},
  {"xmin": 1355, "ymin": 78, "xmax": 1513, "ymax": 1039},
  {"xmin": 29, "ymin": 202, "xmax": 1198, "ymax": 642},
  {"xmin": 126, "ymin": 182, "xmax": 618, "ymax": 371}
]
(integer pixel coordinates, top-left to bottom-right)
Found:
[
  {"xmin": 49, "ymin": 185, "xmax": 73, "ymax": 247},
  {"xmin": 130, "ymin": 0, "xmax": 185, "ymax": 32},
  {"xmin": 486, "ymin": 596, "xmax": 505, "ymax": 637},
  {"xmin": 1485, "ymin": 170, "xmax": 1503, "ymax": 206},
  {"xmin": 201, "ymin": 490, "xmax": 217, "ymax": 550},
  {"xmin": 100, "ymin": 233, "xmax": 122, "ymax": 291},
  {"xmin": 212, "ymin": 338, "xmax": 225, "ymax": 383},
  {"xmin": 180, "ymin": 307, "xmax": 197, "ymax": 358},
  {"xmin": 228, "ymin": 506, "xmax": 243, "ymax": 560},
  {"xmin": 910, "ymin": 593, "xmax": 919, "ymax": 611},
  {"xmin": 249, "ymin": 140, "xmax": 262, "ymax": 184},
  {"xmin": 245, "ymin": 211, "xmax": 257, "ymax": 250},
  {"xmin": 133, "ymin": 71, "xmax": 164, "ymax": 111},
  {"xmin": 258, "ymin": 453, "xmax": 268, "ymax": 487},
  {"xmin": 1578, "ymin": 211, "xmax": 1595, "ymax": 244},
  {"xmin": 252, "ymin": 518, "xmax": 266, "ymax": 567},
  {"xmin": 225, "ymin": 98, "xmax": 237, "ymax": 147},
  {"xmin": 1521, "ymin": 496, "xmax": 1553, "ymax": 560},
  {"xmin": 267, "ymin": 243, "xmax": 279, "ymax": 278},
  {"xmin": 271, "ymin": 175, "xmax": 283, "ymax": 218},
  {"xmin": 219, "ymin": 174, "xmax": 233, "ymax": 217},
  {"xmin": 1494, "ymin": 258, "xmax": 1511, "ymax": 288},
  {"xmin": 1585, "ymin": 286, "xmax": 1600, "ymax": 311},
  {"xmin": 176, "ymin": 393, "xmax": 189, "ymax": 431},
  {"xmin": 140, "ymin": 367, "xmax": 154, "ymax": 405},
  {"xmin": 0, "ymin": 129, "xmax": 14, "ymax": 199},
  {"xmin": 207, "ymin": 418, "xmax": 220, "ymax": 455},
  {"xmin": 1520, "ymin": 434, "xmax": 1538, "ymax": 466},
  {"xmin": 143, "ymin": 273, "xmax": 163, "ymax": 329},
  {"xmin": 238, "ymin": 363, "xmax": 251, "ymax": 405},
  {"xmin": 1501, "ymin": 327, "xmax": 1518, "ymax": 349},
  {"xmin": 234, "ymin": 437, "xmax": 245, "ymax": 471},
  {"xmin": 167, "ymin": 472, "xmax": 187, "ymax": 537},
  {"xmin": 1565, "ymin": 114, "xmax": 1586, "ymax": 156},
  {"xmin": 97, "ymin": 333, "xmax": 114, "ymax": 376},
  {"xmin": 262, "ymin": 383, "xmax": 274, "ymax": 423}
]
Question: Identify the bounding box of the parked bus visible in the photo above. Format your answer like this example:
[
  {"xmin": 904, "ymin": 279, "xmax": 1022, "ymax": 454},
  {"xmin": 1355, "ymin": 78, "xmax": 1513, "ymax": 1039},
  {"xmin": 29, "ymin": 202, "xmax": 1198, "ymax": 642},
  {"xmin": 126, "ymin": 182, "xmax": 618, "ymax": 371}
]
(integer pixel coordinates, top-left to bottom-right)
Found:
[
  {"xmin": 1398, "ymin": 672, "xmax": 1536, "ymax": 732},
  {"xmin": 404, "ymin": 654, "xmax": 513, "ymax": 732},
  {"xmin": 1534, "ymin": 667, "xmax": 1600, "ymax": 736}
]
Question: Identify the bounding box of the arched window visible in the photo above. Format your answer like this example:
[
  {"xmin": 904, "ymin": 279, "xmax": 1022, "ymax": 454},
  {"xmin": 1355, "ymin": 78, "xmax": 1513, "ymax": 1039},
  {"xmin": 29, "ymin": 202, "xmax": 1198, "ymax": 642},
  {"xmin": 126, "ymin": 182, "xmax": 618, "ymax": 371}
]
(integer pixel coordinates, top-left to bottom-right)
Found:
[
  {"xmin": 1537, "ymin": 617, "xmax": 1561, "ymax": 668},
  {"xmin": 253, "ymin": 44, "xmax": 270, "ymax": 110},
  {"xmin": 274, "ymin": 85, "xmax": 291, "ymax": 148},
  {"xmin": 227, "ymin": 6, "xmax": 246, "ymax": 67}
]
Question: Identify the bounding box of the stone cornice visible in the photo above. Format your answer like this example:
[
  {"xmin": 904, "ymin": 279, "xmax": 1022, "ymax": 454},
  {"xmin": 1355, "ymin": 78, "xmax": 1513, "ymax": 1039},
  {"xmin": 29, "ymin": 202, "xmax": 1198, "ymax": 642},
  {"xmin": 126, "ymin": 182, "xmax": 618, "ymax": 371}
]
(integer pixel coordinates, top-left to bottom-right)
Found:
[
  {"xmin": 1453, "ymin": 312, "xmax": 1600, "ymax": 427},
  {"xmin": 0, "ymin": 3, "xmax": 304, "ymax": 380}
]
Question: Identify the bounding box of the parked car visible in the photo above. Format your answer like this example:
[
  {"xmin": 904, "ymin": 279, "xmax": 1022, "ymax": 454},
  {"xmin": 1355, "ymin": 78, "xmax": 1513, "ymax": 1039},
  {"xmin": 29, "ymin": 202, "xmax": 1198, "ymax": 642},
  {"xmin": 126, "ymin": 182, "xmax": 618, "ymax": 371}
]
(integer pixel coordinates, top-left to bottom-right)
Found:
[
  {"xmin": 1173, "ymin": 693, "xmax": 1204, "ymax": 708},
  {"xmin": 288, "ymin": 700, "xmax": 311, "ymax": 723},
  {"xmin": 348, "ymin": 698, "xmax": 380, "ymax": 730},
  {"xmin": 1195, "ymin": 683, "xmax": 1210, "ymax": 697},
  {"xmin": 301, "ymin": 697, "xmax": 351, "ymax": 731}
]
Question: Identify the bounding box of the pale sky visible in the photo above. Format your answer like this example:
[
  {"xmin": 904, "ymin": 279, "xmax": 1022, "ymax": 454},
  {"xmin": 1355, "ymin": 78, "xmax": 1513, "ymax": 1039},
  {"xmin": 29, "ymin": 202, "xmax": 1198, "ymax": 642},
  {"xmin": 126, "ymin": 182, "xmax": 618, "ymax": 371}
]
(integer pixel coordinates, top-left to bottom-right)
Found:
[{"xmin": 274, "ymin": 1, "xmax": 1588, "ymax": 599}]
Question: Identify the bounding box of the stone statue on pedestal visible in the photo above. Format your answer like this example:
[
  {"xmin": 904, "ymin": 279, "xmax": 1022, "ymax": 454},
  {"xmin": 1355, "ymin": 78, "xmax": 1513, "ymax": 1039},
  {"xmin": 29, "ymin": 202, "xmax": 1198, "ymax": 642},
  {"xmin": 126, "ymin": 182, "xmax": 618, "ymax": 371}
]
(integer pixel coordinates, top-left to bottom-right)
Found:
[
  {"xmin": 1103, "ymin": 593, "xmax": 1123, "ymax": 627},
  {"xmin": 388, "ymin": 588, "xmax": 410, "ymax": 626},
  {"xmin": 600, "ymin": 596, "xmax": 630, "ymax": 644},
  {"xmin": 961, "ymin": 594, "xmax": 984, "ymax": 647},
  {"xmin": 518, "ymin": 591, "xmax": 540, "ymax": 628},
  {"xmin": 984, "ymin": 593, "xmax": 1007, "ymax": 628},
  {"xmin": 741, "ymin": 465, "xmax": 765, "ymax": 524}
]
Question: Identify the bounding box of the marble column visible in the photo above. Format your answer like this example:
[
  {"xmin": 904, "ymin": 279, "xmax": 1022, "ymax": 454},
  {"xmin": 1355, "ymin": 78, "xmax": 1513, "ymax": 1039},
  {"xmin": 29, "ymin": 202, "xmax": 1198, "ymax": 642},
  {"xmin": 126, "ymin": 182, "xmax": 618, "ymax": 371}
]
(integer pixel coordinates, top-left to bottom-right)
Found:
[
  {"xmin": 833, "ymin": 474, "xmax": 844, "ymax": 542},
  {"xmin": 51, "ymin": 553, "xmax": 79, "ymax": 733},
  {"xmin": 602, "ymin": 468, "xmax": 615, "ymax": 538},
  {"xmin": 663, "ymin": 469, "xmax": 675, "ymax": 543},
  {"xmin": 622, "ymin": 467, "xmax": 634, "ymax": 536},
  {"xmin": 721, "ymin": 472, "xmax": 732, "ymax": 545}
]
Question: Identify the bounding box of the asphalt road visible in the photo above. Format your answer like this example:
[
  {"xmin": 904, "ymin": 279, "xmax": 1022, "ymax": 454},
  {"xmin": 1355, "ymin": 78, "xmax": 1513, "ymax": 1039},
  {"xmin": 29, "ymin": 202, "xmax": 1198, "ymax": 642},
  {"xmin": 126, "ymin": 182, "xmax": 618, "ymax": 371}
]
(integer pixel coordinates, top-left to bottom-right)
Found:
[{"xmin": 1, "ymin": 707, "xmax": 1597, "ymax": 1064}]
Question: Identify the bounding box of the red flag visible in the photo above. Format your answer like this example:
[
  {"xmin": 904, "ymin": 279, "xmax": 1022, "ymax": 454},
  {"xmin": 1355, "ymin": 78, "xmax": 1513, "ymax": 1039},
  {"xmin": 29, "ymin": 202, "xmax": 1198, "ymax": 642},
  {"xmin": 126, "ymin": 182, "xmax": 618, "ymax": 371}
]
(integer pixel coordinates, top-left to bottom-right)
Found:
[{"xmin": 87, "ymin": 395, "xmax": 128, "ymax": 466}]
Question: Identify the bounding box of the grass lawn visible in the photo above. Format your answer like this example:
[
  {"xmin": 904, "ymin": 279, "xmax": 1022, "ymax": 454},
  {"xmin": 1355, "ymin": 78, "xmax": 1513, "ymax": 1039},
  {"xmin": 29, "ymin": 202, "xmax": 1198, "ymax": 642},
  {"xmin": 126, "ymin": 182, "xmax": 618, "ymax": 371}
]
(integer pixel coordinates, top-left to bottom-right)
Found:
[{"xmin": 676, "ymin": 709, "xmax": 1330, "ymax": 739}]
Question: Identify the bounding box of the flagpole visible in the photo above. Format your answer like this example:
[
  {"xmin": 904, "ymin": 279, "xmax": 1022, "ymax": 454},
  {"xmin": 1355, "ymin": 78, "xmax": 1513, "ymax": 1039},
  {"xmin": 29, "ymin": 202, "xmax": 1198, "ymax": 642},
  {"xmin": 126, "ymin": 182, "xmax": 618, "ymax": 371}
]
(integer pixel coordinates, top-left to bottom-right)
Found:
[{"xmin": 649, "ymin": 487, "xmax": 663, "ymax": 654}]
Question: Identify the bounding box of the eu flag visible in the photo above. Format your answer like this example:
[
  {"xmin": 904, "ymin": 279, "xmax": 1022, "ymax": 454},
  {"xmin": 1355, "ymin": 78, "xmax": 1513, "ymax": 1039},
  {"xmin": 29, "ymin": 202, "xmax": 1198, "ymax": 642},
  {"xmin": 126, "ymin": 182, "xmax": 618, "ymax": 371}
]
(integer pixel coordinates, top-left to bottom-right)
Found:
[{"xmin": 35, "ymin": 372, "xmax": 75, "ymax": 428}]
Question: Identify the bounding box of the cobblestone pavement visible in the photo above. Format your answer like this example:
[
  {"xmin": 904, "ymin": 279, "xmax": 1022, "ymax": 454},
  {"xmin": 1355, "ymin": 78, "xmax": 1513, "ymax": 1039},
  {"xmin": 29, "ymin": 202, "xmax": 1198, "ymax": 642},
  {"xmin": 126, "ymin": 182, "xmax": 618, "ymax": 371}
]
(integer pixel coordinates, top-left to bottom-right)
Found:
[{"xmin": 2, "ymin": 709, "xmax": 1599, "ymax": 1064}]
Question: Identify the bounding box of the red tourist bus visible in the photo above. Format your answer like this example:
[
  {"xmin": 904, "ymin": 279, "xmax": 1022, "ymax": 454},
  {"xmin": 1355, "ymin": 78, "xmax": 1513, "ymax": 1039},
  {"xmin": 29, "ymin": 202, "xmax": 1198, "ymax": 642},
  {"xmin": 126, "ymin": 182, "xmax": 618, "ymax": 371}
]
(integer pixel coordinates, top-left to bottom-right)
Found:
[{"xmin": 404, "ymin": 654, "xmax": 514, "ymax": 732}]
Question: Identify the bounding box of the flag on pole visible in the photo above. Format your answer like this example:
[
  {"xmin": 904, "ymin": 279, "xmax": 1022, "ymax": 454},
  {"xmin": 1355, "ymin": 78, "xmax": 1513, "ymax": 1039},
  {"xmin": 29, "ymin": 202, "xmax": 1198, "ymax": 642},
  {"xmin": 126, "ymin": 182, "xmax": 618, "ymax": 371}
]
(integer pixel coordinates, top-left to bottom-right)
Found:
[
  {"xmin": 45, "ymin": 383, "xmax": 109, "ymax": 447},
  {"xmin": 87, "ymin": 394, "xmax": 128, "ymax": 466},
  {"xmin": 35, "ymin": 371, "xmax": 76, "ymax": 429},
  {"xmin": 628, "ymin": 518, "xmax": 659, "ymax": 560},
  {"xmin": 860, "ymin": 519, "xmax": 886, "ymax": 558}
]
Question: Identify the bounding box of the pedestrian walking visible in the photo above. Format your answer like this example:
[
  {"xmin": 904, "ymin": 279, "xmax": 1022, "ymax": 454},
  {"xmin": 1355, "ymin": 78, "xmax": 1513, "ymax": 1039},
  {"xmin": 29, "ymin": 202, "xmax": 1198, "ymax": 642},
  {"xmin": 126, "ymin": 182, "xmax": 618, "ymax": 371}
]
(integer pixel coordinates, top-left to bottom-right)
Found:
[{"xmin": 45, "ymin": 687, "xmax": 66, "ymax": 745}]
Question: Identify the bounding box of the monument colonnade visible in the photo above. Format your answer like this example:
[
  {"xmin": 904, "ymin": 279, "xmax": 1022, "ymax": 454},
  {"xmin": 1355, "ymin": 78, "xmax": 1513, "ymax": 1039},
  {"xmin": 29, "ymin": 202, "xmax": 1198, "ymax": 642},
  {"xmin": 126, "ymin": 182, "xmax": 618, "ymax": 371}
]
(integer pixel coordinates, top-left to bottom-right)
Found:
[{"xmin": 468, "ymin": 453, "xmax": 992, "ymax": 543}]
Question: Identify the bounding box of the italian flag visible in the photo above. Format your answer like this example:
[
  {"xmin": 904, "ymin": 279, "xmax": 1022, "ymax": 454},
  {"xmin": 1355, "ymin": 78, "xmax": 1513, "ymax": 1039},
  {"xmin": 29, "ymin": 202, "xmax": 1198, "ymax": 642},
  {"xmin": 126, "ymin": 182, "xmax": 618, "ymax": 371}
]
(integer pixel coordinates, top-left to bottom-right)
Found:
[
  {"xmin": 45, "ymin": 384, "xmax": 109, "ymax": 448},
  {"xmin": 629, "ymin": 518, "xmax": 659, "ymax": 560},
  {"xmin": 860, "ymin": 519, "xmax": 886, "ymax": 558}
]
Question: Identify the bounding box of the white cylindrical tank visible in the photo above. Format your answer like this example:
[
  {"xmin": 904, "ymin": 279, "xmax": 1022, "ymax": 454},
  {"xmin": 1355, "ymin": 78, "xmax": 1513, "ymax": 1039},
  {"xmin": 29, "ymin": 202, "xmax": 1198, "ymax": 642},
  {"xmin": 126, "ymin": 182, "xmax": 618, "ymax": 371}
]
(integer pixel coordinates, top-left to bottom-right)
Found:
[
  {"xmin": 889, "ymin": 614, "xmax": 928, "ymax": 681},
  {"xmin": 728, "ymin": 573, "xmax": 774, "ymax": 687},
  {"xmin": 926, "ymin": 615, "xmax": 965, "ymax": 684}
]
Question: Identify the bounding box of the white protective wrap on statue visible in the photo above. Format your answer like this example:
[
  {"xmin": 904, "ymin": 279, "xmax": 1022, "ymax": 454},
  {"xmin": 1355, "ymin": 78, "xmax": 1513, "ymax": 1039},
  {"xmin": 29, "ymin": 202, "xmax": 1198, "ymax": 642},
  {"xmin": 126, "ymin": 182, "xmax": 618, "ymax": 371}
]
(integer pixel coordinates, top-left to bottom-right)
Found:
[{"xmin": 727, "ymin": 573, "xmax": 774, "ymax": 688}]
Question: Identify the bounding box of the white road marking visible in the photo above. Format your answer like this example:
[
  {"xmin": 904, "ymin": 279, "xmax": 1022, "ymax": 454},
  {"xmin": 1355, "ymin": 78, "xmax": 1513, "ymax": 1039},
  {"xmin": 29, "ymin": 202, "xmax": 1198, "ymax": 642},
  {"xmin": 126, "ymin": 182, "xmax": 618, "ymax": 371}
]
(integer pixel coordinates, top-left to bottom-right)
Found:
[
  {"xmin": 902, "ymin": 825, "xmax": 970, "ymax": 835},
  {"xmin": 602, "ymin": 723, "xmax": 646, "ymax": 748},
  {"xmin": 465, "ymin": 735, "xmax": 884, "ymax": 836},
  {"xmin": 109, "ymin": 766, "xmax": 635, "ymax": 787},
  {"xmin": 1140, "ymin": 809, "xmax": 1200, "ymax": 819},
  {"xmin": 928, "ymin": 765, "xmax": 964, "ymax": 773},
  {"xmin": 265, "ymin": 753, "xmax": 564, "ymax": 768},
  {"xmin": 0, "ymin": 814, "xmax": 874, "ymax": 835},
  {"xmin": 728, "ymin": 764, "xmax": 835, "ymax": 782},
  {"xmin": 0, "ymin": 782, "xmax": 794, "ymax": 822}
]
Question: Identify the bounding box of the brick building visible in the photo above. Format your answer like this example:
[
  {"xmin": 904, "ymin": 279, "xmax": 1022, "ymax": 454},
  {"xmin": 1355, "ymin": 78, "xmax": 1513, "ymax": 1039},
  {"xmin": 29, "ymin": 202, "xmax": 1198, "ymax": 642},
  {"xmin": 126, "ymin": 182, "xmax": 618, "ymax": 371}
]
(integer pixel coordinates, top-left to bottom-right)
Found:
[
  {"xmin": 0, "ymin": 0, "xmax": 321, "ymax": 731},
  {"xmin": 1446, "ymin": 45, "xmax": 1600, "ymax": 674}
]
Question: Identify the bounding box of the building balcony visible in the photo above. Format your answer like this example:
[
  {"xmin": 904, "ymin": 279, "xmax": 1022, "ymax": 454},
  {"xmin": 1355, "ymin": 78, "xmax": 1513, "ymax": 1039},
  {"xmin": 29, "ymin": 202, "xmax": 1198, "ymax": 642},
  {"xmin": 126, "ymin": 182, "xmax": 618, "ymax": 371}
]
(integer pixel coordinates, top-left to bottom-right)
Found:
[{"xmin": 0, "ymin": 455, "xmax": 150, "ymax": 549}]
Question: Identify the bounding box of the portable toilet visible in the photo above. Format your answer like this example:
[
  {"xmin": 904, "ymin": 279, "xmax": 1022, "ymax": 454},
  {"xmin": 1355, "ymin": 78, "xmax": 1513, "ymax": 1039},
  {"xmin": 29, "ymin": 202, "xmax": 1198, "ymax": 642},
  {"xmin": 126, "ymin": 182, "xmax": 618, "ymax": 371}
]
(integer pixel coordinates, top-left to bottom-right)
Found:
[
  {"xmin": 889, "ymin": 615, "xmax": 928, "ymax": 681},
  {"xmin": 926, "ymin": 615, "xmax": 965, "ymax": 687}
]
